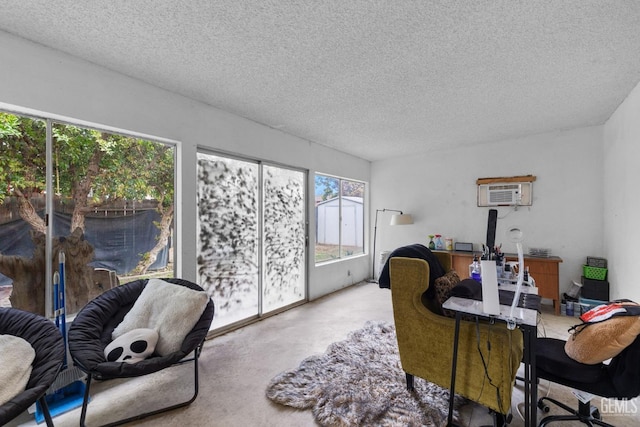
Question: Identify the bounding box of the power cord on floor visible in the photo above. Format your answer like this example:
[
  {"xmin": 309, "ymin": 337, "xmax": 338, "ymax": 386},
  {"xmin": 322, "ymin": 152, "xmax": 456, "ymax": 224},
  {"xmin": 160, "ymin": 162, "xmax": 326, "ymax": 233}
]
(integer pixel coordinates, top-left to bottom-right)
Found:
[
  {"xmin": 474, "ymin": 317, "xmax": 507, "ymax": 423},
  {"xmin": 537, "ymin": 310, "xmax": 547, "ymax": 338}
]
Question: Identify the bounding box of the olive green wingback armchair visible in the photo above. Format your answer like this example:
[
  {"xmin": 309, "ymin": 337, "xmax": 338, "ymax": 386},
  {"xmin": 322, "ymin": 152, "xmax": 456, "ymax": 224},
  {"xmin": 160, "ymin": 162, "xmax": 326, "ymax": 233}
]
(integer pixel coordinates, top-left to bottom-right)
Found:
[{"xmin": 389, "ymin": 254, "xmax": 523, "ymax": 416}]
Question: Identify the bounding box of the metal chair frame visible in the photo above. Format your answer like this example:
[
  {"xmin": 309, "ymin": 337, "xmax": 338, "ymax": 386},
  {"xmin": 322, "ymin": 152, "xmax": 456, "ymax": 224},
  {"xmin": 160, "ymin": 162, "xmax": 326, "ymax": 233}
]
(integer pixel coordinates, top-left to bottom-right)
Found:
[{"xmin": 79, "ymin": 340, "xmax": 205, "ymax": 427}]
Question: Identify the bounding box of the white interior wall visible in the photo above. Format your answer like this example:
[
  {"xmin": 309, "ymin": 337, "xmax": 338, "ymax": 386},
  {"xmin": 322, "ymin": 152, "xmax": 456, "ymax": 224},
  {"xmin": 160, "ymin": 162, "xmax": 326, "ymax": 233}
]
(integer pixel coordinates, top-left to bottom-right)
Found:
[
  {"xmin": 603, "ymin": 80, "xmax": 640, "ymax": 302},
  {"xmin": 372, "ymin": 126, "xmax": 604, "ymax": 300},
  {"xmin": 0, "ymin": 30, "xmax": 370, "ymax": 300}
]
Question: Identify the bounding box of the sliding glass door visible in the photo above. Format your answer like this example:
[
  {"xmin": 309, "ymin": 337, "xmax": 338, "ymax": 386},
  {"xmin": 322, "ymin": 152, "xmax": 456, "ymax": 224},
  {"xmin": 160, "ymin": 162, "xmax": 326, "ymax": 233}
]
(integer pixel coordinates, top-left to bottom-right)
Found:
[
  {"xmin": 196, "ymin": 152, "xmax": 306, "ymax": 330},
  {"xmin": 262, "ymin": 165, "xmax": 306, "ymax": 313},
  {"xmin": 196, "ymin": 153, "xmax": 260, "ymax": 327}
]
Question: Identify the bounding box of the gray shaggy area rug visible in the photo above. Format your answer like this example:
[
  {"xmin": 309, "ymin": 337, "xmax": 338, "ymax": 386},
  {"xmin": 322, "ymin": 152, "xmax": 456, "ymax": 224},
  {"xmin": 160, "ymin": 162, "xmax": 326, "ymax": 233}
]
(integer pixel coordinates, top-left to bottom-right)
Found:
[{"xmin": 266, "ymin": 320, "xmax": 463, "ymax": 426}]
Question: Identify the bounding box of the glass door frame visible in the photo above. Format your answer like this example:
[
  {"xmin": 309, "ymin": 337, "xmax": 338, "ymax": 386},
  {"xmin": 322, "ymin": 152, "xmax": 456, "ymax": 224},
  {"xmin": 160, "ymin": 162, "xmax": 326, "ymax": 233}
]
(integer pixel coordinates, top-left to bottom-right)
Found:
[{"xmin": 196, "ymin": 148, "xmax": 309, "ymax": 332}]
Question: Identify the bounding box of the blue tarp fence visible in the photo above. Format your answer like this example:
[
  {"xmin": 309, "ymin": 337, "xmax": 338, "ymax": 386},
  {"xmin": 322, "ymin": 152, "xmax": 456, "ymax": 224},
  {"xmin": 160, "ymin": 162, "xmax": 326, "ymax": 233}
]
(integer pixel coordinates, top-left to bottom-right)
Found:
[{"xmin": 0, "ymin": 209, "xmax": 169, "ymax": 286}]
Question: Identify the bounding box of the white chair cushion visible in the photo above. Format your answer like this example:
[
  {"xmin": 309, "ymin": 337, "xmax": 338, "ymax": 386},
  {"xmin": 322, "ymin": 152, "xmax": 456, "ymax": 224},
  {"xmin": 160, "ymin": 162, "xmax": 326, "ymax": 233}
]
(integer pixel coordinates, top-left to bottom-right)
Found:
[
  {"xmin": 0, "ymin": 334, "xmax": 35, "ymax": 406},
  {"xmin": 112, "ymin": 279, "xmax": 209, "ymax": 356}
]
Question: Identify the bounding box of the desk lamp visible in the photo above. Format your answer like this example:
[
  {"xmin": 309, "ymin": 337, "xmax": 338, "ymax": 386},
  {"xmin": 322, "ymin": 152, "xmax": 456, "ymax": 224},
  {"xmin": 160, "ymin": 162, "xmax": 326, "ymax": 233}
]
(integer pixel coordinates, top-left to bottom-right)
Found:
[{"xmin": 506, "ymin": 226, "xmax": 525, "ymax": 330}]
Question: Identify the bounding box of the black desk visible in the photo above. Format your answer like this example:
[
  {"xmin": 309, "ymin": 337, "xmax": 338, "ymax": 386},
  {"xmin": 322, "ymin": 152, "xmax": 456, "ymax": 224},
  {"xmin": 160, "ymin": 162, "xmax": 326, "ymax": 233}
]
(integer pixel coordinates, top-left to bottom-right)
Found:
[{"xmin": 443, "ymin": 291, "xmax": 540, "ymax": 427}]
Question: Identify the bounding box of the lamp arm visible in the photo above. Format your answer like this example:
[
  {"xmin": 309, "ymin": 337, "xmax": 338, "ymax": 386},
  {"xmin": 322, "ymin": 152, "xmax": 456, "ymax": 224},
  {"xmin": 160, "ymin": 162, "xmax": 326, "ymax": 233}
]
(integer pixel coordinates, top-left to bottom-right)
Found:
[
  {"xmin": 371, "ymin": 209, "xmax": 380, "ymax": 280},
  {"xmin": 370, "ymin": 208, "xmax": 405, "ymax": 281},
  {"xmin": 378, "ymin": 208, "xmax": 404, "ymax": 215}
]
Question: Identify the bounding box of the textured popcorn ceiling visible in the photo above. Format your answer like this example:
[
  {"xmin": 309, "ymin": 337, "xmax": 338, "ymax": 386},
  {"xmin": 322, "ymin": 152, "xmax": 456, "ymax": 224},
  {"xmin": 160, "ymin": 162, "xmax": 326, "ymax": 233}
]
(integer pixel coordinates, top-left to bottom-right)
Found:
[{"xmin": 1, "ymin": 1, "xmax": 640, "ymax": 161}]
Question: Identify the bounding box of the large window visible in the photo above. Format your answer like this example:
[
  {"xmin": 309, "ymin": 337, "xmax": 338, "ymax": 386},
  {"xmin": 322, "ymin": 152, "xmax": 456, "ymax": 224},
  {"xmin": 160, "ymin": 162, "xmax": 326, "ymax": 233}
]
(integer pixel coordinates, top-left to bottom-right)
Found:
[
  {"xmin": 315, "ymin": 174, "xmax": 365, "ymax": 263},
  {"xmin": 0, "ymin": 111, "xmax": 176, "ymax": 316}
]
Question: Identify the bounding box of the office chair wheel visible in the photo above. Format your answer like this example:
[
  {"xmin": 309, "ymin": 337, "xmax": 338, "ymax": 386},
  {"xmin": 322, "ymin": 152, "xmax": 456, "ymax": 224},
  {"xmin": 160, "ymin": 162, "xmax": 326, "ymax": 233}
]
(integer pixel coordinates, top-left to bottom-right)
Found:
[
  {"xmin": 537, "ymin": 398, "xmax": 550, "ymax": 413},
  {"xmin": 590, "ymin": 405, "xmax": 601, "ymax": 420}
]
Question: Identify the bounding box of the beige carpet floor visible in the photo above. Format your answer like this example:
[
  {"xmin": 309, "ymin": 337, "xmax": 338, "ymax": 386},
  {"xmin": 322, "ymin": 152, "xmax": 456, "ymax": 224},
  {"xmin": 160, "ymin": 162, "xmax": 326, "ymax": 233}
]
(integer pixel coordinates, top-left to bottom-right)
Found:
[{"xmin": 8, "ymin": 281, "xmax": 640, "ymax": 426}]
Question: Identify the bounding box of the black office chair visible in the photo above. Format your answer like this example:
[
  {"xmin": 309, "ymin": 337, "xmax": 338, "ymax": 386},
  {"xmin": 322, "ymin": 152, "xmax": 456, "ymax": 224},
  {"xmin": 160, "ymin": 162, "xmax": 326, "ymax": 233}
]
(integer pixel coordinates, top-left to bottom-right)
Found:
[
  {"xmin": 68, "ymin": 278, "xmax": 214, "ymax": 426},
  {"xmin": 535, "ymin": 335, "xmax": 640, "ymax": 426},
  {"xmin": 0, "ymin": 307, "xmax": 66, "ymax": 427}
]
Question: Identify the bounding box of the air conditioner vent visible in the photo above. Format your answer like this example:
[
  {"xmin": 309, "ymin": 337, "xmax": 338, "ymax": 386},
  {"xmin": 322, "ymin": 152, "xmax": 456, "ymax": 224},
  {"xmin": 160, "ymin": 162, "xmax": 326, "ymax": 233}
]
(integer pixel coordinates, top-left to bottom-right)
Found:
[{"xmin": 488, "ymin": 184, "xmax": 521, "ymax": 205}]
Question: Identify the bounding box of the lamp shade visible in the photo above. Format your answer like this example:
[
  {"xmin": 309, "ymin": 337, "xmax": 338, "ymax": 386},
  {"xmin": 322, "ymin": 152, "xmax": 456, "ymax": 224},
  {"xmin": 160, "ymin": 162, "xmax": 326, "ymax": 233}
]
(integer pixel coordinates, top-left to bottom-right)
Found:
[
  {"xmin": 507, "ymin": 226, "xmax": 524, "ymax": 243},
  {"xmin": 390, "ymin": 214, "xmax": 413, "ymax": 225}
]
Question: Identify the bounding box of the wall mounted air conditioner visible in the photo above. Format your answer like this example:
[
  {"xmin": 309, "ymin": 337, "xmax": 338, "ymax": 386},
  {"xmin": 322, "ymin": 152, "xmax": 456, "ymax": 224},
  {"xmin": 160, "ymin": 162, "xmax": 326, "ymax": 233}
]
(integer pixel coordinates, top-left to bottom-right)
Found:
[
  {"xmin": 476, "ymin": 175, "xmax": 535, "ymax": 207},
  {"xmin": 487, "ymin": 184, "xmax": 521, "ymax": 206}
]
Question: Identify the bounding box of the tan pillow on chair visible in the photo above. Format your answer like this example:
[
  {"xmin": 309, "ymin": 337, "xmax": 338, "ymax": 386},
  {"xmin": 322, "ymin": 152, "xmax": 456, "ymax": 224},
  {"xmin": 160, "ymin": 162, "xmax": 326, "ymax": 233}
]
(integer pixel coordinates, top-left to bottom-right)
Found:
[{"xmin": 565, "ymin": 301, "xmax": 640, "ymax": 364}]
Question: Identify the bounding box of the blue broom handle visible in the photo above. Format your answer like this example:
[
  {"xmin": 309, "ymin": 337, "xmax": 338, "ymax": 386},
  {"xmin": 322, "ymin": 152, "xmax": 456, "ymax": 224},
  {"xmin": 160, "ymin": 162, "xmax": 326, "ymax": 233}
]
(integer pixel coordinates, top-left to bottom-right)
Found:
[
  {"xmin": 53, "ymin": 271, "xmax": 60, "ymax": 328},
  {"xmin": 59, "ymin": 251, "xmax": 67, "ymax": 366}
]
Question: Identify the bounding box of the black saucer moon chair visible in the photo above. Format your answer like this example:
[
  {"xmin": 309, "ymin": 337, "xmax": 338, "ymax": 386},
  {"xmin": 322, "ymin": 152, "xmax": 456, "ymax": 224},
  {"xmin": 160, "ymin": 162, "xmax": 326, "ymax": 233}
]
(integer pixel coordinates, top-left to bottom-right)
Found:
[
  {"xmin": 536, "ymin": 335, "xmax": 640, "ymax": 427},
  {"xmin": 0, "ymin": 307, "xmax": 66, "ymax": 427},
  {"xmin": 68, "ymin": 278, "xmax": 214, "ymax": 427}
]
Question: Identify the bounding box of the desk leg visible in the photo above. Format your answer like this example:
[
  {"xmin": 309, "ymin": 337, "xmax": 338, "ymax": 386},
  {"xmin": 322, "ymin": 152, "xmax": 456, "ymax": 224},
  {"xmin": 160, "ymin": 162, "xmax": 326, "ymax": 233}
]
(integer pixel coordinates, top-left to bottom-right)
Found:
[
  {"xmin": 530, "ymin": 325, "xmax": 537, "ymax": 427},
  {"xmin": 520, "ymin": 324, "xmax": 537, "ymax": 427},
  {"xmin": 448, "ymin": 311, "xmax": 461, "ymax": 427},
  {"xmin": 523, "ymin": 326, "xmax": 530, "ymax": 427}
]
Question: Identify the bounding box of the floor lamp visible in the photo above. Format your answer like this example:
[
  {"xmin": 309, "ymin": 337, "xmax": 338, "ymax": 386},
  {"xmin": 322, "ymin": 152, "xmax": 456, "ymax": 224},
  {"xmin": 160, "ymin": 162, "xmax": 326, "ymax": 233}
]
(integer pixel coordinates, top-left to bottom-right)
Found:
[{"xmin": 367, "ymin": 209, "xmax": 414, "ymax": 283}]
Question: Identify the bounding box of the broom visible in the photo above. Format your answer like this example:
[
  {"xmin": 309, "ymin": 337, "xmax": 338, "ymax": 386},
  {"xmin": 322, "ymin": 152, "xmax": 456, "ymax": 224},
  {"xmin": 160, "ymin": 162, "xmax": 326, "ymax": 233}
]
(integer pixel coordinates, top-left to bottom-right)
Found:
[{"xmin": 35, "ymin": 251, "xmax": 87, "ymax": 423}]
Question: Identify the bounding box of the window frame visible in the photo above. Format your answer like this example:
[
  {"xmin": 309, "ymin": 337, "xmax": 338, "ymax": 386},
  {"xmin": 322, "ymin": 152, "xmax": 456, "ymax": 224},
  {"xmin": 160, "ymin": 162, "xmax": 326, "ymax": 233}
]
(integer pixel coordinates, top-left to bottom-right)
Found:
[
  {"xmin": 314, "ymin": 173, "xmax": 366, "ymax": 264},
  {"xmin": 0, "ymin": 107, "xmax": 179, "ymax": 317}
]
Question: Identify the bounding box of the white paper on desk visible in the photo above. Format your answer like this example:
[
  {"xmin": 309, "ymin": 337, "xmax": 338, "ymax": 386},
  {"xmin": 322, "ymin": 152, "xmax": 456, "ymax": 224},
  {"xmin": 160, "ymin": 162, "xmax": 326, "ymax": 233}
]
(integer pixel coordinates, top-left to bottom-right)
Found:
[{"xmin": 481, "ymin": 260, "xmax": 500, "ymax": 315}]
